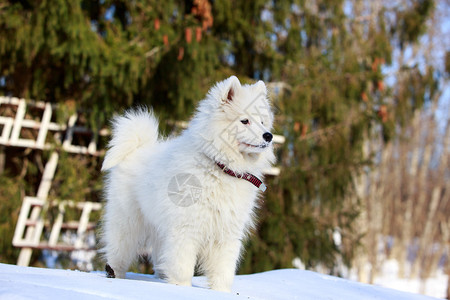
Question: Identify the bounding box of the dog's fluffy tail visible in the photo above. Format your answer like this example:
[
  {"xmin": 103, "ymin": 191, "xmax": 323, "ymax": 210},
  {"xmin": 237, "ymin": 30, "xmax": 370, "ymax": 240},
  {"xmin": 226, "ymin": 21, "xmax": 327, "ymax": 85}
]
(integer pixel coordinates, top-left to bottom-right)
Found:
[{"xmin": 101, "ymin": 108, "xmax": 159, "ymax": 171}]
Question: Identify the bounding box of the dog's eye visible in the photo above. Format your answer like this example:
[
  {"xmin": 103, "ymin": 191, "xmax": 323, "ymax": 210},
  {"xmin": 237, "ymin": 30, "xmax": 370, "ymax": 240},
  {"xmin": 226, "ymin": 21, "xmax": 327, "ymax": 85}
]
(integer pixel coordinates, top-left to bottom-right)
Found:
[{"xmin": 241, "ymin": 119, "xmax": 249, "ymax": 125}]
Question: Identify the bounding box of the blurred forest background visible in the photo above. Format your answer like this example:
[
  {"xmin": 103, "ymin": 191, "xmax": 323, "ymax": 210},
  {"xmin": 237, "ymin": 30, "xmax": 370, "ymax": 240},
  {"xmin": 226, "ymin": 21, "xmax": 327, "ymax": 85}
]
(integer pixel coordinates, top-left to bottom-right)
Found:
[{"xmin": 0, "ymin": 0, "xmax": 449, "ymax": 297}]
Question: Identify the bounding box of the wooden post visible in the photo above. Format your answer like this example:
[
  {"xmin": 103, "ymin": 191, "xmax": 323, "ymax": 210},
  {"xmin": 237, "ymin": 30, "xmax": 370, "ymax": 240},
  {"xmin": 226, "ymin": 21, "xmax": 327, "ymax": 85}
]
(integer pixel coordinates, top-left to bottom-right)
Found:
[
  {"xmin": 75, "ymin": 202, "xmax": 93, "ymax": 249},
  {"xmin": 17, "ymin": 152, "xmax": 59, "ymax": 266},
  {"xmin": 36, "ymin": 103, "xmax": 52, "ymax": 149}
]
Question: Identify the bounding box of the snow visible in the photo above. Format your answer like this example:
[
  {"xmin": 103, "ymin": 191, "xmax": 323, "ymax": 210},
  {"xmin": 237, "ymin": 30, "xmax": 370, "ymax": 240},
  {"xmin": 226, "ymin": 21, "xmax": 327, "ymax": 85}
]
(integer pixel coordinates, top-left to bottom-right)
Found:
[
  {"xmin": 0, "ymin": 263, "xmax": 441, "ymax": 300},
  {"xmin": 373, "ymin": 259, "xmax": 448, "ymax": 299}
]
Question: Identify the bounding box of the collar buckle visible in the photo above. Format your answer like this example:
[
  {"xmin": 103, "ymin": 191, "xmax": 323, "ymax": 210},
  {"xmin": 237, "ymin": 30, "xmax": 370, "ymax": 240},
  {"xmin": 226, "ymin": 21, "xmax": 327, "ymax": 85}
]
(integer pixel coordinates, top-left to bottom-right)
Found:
[{"xmin": 258, "ymin": 183, "xmax": 267, "ymax": 192}]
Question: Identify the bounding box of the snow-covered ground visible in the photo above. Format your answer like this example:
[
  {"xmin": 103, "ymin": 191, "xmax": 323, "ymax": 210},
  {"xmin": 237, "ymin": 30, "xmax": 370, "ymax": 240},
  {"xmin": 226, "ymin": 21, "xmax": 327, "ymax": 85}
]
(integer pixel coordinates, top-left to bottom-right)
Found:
[
  {"xmin": 0, "ymin": 263, "xmax": 441, "ymax": 300},
  {"xmin": 373, "ymin": 259, "xmax": 448, "ymax": 299}
]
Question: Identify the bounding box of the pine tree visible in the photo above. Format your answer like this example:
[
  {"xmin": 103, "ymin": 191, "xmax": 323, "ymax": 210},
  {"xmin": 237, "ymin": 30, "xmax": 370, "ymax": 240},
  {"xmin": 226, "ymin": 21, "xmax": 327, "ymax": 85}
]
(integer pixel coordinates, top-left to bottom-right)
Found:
[
  {"xmin": 0, "ymin": 0, "xmax": 439, "ymax": 273},
  {"xmin": 224, "ymin": 0, "xmax": 438, "ymax": 273},
  {"xmin": 0, "ymin": 0, "xmax": 219, "ymax": 264},
  {"xmin": 0, "ymin": 0, "xmax": 219, "ymax": 124}
]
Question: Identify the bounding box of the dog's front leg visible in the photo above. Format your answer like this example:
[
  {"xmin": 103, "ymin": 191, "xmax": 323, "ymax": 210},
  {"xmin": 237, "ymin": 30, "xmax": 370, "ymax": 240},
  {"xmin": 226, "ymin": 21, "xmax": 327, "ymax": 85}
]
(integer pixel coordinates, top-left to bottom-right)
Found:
[
  {"xmin": 157, "ymin": 236, "xmax": 198, "ymax": 287},
  {"xmin": 203, "ymin": 239, "xmax": 242, "ymax": 292}
]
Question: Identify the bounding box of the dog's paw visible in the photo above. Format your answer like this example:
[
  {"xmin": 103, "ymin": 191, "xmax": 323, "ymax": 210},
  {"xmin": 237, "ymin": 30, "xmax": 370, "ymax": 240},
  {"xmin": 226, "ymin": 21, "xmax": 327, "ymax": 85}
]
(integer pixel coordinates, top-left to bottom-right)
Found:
[{"xmin": 105, "ymin": 263, "xmax": 116, "ymax": 278}]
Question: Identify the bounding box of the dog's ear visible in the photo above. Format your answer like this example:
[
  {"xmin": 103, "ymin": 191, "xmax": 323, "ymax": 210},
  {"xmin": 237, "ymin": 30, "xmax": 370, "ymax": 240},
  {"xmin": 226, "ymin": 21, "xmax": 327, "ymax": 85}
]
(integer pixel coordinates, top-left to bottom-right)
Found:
[
  {"xmin": 224, "ymin": 76, "xmax": 241, "ymax": 103},
  {"xmin": 254, "ymin": 80, "xmax": 267, "ymax": 95}
]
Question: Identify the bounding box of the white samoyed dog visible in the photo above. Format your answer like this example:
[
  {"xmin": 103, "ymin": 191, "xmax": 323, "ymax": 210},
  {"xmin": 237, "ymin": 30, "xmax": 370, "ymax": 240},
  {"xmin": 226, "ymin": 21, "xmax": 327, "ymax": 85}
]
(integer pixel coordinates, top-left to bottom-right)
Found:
[{"xmin": 100, "ymin": 76, "xmax": 275, "ymax": 292}]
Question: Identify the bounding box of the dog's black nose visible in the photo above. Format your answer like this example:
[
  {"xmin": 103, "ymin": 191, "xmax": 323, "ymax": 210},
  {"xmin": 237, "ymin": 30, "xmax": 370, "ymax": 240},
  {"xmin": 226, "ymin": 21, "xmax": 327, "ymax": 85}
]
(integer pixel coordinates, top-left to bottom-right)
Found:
[{"xmin": 263, "ymin": 132, "xmax": 273, "ymax": 143}]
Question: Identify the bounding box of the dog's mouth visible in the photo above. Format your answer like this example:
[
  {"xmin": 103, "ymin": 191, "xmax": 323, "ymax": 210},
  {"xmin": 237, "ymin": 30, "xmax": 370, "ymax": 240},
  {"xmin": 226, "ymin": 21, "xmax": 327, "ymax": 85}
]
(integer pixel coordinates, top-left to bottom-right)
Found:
[{"xmin": 240, "ymin": 142, "xmax": 269, "ymax": 149}]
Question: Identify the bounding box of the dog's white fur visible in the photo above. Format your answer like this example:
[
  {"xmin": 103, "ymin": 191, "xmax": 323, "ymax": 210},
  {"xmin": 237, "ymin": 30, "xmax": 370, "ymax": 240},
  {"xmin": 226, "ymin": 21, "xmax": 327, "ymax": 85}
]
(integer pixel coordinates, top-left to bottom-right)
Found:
[{"xmin": 100, "ymin": 76, "xmax": 275, "ymax": 292}]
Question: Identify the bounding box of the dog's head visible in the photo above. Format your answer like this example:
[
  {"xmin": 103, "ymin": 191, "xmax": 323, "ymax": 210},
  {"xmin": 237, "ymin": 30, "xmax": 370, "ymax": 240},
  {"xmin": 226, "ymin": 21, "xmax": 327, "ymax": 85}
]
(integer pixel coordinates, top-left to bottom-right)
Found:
[
  {"xmin": 215, "ymin": 76, "xmax": 274, "ymax": 155},
  {"xmin": 191, "ymin": 76, "xmax": 276, "ymax": 171}
]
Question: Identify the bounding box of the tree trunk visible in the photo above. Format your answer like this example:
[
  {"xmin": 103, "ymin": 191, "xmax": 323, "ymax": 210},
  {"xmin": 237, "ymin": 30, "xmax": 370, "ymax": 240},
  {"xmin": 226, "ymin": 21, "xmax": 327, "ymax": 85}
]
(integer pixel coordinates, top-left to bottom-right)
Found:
[{"xmin": 0, "ymin": 146, "xmax": 4, "ymax": 174}]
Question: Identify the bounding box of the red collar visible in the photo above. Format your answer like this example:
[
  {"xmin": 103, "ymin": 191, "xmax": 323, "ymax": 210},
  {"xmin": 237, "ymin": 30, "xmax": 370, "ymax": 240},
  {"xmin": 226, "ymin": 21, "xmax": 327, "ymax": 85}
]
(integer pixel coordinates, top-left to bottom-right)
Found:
[{"xmin": 216, "ymin": 162, "xmax": 267, "ymax": 192}]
